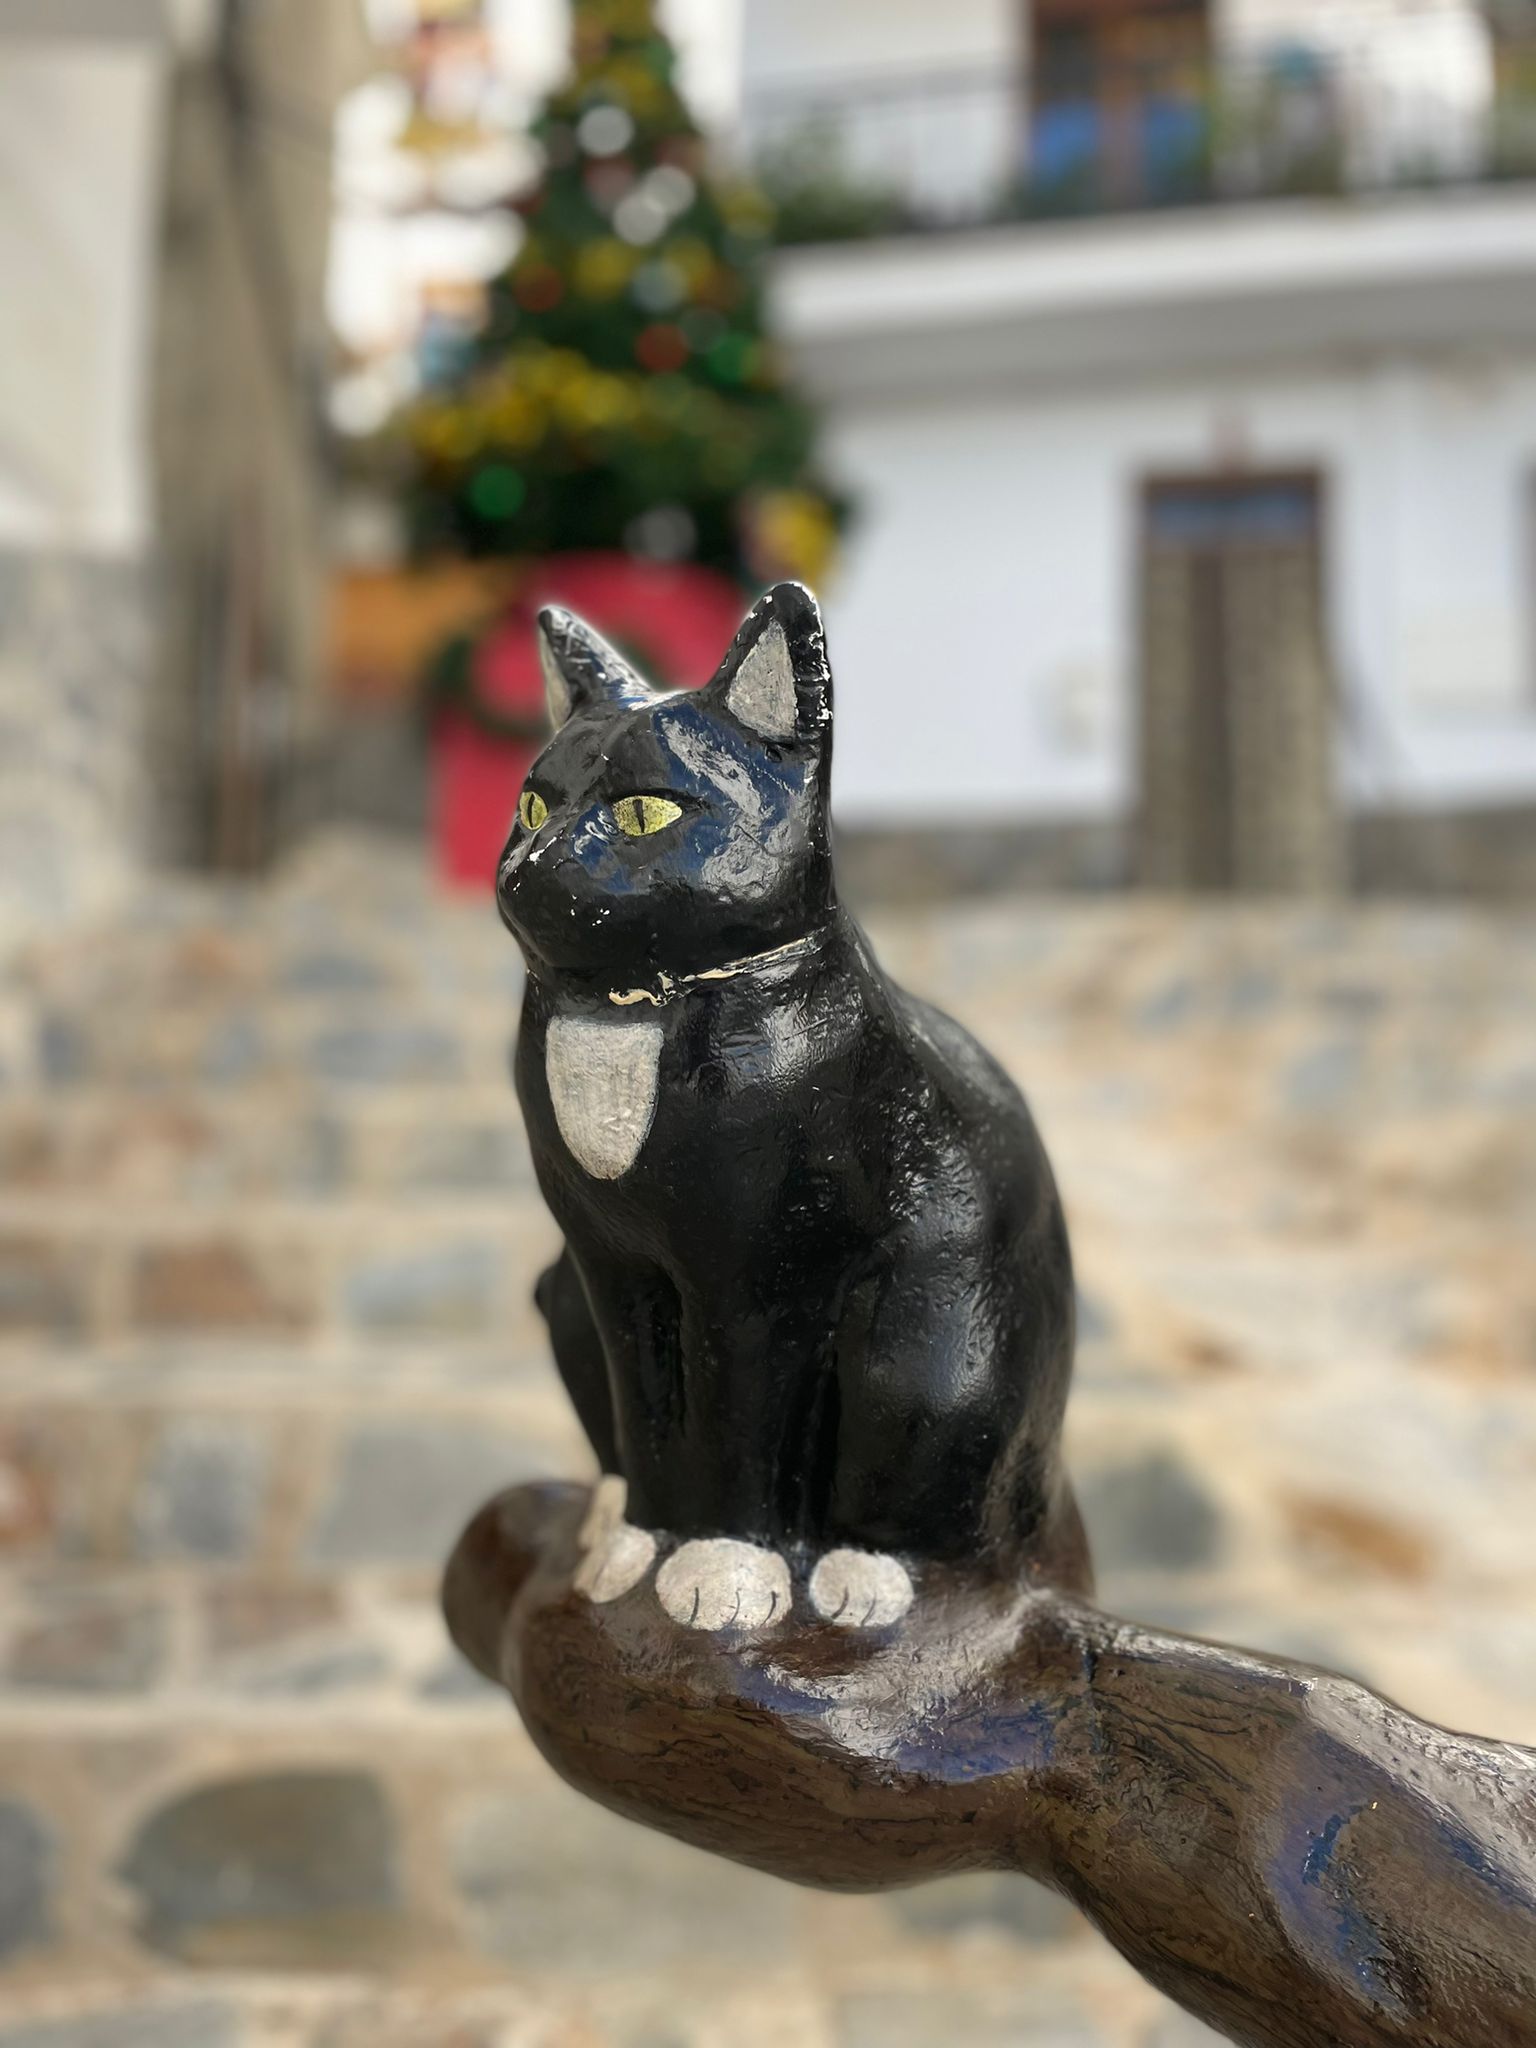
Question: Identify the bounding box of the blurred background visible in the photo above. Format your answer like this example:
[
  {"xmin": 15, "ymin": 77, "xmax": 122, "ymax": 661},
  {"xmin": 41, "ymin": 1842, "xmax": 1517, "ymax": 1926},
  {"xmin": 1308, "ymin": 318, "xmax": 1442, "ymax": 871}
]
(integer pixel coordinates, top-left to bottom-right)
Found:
[{"xmin": 1, "ymin": 0, "xmax": 1535, "ymax": 2043}]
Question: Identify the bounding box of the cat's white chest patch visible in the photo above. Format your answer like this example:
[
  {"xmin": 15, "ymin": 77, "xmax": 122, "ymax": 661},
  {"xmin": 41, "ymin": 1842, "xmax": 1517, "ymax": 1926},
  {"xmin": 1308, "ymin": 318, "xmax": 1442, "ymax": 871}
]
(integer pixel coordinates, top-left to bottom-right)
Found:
[{"xmin": 545, "ymin": 1013, "xmax": 663, "ymax": 1180}]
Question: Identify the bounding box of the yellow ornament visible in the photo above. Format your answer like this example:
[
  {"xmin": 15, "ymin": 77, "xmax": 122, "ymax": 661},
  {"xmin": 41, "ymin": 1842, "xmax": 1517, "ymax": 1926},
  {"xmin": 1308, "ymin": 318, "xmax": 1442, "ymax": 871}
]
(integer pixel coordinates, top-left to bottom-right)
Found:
[
  {"xmin": 721, "ymin": 183, "xmax": 775, "ymax": 235},
  {"xmin": 489, "ymin": 387, "xmax": 545, "ymax": 450},
  {"xmin": 575, "ymin": 239, "xmax": 638, "ymax": 300},
  {"xmin": 567, "ymin": 371, "xmax": 634, "ymax": 431},
  {"xmin": 550, "ymin": 368, "xmax": 617, "ymax": 434},
  {"xmin": 751, "ymin": 489, "xmax": 839, "ymax": 587},
  {"xmin": 607, "ymin": 57, "xmax": 664, "ymax": 118},
  {"xmin": 415, "ymin": 405, "xmax": 484, "ymax": 464},
  {"xmin": 522, "ymin": 347, "xmax": 587, "ymax": 400},
  {"xmin": 666, "ymin": 237, "xmax": 714, "ymax": 291}
]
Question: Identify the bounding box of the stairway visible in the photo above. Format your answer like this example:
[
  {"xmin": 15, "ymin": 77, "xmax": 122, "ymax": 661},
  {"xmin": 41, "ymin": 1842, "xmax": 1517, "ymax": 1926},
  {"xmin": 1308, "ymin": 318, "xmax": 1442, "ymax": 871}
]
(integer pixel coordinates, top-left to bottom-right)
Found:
[{"xmin": 0, "ymin": 834, "xmax": 1532, "ymax": 2046}]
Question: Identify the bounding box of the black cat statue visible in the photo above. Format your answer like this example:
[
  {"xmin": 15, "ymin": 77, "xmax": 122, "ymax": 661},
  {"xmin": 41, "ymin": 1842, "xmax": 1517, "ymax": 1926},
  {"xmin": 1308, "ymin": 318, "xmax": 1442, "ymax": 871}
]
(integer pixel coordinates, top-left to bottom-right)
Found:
[
  {"xmin": 496, "ymin": 580, "xmax": 1086, "ymax": 1632},
  {"xmin": 451, "ymin": 583, "xmax": 1536, "ymax": 2046}
]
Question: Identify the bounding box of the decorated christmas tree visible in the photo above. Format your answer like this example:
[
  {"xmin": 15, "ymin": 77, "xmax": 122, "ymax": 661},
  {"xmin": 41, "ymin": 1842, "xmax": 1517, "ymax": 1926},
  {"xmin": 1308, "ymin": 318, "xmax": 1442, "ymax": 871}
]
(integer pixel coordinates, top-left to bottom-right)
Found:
[{"xmin": 406, "ymin": 0, "xmax": 847, "ymax": 589}]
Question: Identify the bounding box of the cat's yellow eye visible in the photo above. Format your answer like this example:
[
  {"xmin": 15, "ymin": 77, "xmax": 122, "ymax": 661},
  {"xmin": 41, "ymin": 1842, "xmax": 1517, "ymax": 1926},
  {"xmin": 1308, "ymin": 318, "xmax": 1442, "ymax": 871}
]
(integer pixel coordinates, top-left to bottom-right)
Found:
[
  {"xmin": 519, "ymin": 790, "xmax": 548, "ymax": 833},
  {"xmin": 612, "ymin": 795, "xmax": 683, "ymax": 839}
]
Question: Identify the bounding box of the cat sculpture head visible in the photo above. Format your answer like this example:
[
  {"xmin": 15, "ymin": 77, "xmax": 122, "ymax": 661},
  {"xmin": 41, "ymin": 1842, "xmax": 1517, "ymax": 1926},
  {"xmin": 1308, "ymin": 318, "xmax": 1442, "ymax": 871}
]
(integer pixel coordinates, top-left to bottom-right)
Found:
[{"xmin": 496, "ymin": 581, "xmax": 836, "ymax": 990}]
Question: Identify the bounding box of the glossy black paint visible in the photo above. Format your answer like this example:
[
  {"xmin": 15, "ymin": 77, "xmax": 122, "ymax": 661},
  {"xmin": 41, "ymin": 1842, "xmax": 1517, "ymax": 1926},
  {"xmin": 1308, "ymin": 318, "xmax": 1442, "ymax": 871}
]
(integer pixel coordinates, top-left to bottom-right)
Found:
[{"xmin": 496, "ymin": 582, "xmax": 1079, "ymax": 1565}]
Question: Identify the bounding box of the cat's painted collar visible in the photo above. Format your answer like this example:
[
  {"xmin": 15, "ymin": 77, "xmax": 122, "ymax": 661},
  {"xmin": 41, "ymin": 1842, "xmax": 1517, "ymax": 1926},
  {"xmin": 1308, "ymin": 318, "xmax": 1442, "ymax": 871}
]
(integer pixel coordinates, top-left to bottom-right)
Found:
[{"xmin": 606, "ymin": 933, "xmax": 824, "ymax": 1010}]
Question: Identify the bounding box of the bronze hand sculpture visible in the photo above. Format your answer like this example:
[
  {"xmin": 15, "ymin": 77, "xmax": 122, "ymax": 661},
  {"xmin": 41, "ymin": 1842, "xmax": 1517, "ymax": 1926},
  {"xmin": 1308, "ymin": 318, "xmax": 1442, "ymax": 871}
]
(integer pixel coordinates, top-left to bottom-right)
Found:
[
  {"xmin": 447, "ymin": 1483, "xmax": 1535, "ymax": 2048},
  {"xmin": 447, "ymin": 585, "xmax": 1536, "ymax": 2048}
]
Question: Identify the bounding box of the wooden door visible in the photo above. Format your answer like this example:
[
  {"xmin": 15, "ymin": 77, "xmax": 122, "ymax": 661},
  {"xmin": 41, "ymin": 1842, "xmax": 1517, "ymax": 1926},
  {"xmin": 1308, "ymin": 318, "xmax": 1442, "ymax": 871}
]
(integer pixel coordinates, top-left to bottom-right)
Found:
[{"xmin": 1137, "ymin": 474, "xmax": 1342, "ymax": 893}]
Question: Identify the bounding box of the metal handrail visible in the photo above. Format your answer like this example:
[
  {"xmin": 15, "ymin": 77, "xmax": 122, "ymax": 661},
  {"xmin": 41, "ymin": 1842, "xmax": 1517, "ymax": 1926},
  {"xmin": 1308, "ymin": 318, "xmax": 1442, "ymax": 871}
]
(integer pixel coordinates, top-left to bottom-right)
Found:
[{"xmin": 738, "ymin": 34, "xmax": 1536, "ymax": 243}]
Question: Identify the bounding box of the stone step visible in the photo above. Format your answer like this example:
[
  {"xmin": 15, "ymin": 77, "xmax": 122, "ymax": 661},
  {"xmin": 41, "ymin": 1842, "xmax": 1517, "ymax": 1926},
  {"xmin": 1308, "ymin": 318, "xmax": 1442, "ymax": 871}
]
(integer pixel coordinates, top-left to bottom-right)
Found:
[
  {"xmin": 7, "ymin": 880, "xmax": 1536, "ymax": 1102},
  {"xmin": 0, "ymin": 1703, "xmax": 1211, "ymax": 2047},
  {"xmin": 0, "ymin": 1585, "xmax": 1522, "ymax": 2044},
  {"xmin": 0, "ymin": 1548, "xmax": 1521, "ymax": 1724},
  {"xmin": 0, "ymin": 1095, "xmax": 537, "ymax": 1207},
  {"xmin": 0, "ymin": 1365, "xmax": 587, "ymax": 1579},
  {"xmin": 1, "ymin": 1353, "xmax": 1532, "ymax": 1628},
  {"xmin": 7, "ymin": 984, "xmax": 1536, "ymax": 1145},
  {"xmin": 1, "ymin": 844, "xmax": 1533, "ymax": 2043},
  {"xmin": 0, "ymin": 1978, "xmax": 1227, "ymax": 2048},
  {"xmin": 7, "ymin": 1004, "xmax": 519, "ymax": 1096},
  {"xmin": 0, "ymin": 1198, "xmax": 557, "ymax": 1350}
]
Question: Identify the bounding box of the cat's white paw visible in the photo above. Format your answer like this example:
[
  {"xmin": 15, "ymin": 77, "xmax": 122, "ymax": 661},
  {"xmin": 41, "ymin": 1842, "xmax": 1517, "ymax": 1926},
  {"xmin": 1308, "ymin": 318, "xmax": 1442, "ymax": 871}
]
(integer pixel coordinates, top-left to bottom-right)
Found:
[
  {"xmin": 808, "ymin": 1549, "xmax": 915, "ymax": 1628},
  {"xmin": 655, "ymin": 1538, "xmax": 792, "ymax": 1631},
  {"xmin": 574, "ymin": 1520, "xmax": 657, "ymax": 1604}
]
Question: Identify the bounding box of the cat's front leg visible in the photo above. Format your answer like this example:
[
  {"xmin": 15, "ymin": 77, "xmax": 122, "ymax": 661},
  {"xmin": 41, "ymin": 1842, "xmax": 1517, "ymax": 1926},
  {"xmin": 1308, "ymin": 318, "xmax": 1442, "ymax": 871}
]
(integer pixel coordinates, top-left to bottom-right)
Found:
[
  {"xmin": 592, "ymin": 1288, "xmax": 800, "ymax": 1632},
  {"xmin": 535, "ymin": 1247, "xmax": 618, "ymax": 1473},
  {"xmin": 821, "ymin": 1244, "xmax": 1029, "ymax": 1619},
  {"xmin": 559, "ymin": 1261, "xmax": 790, "ymax": 1629}
]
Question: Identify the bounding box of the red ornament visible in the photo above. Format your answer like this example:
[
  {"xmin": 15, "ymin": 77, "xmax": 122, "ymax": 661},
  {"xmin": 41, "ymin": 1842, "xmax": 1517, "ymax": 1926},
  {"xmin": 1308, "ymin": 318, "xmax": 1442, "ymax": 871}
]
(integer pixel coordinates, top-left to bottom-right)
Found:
[
  {"xmin": 516, "ymin": 266, "xmax": 564, "ymax": 313},
  {"xmin": 430, "ymin": 553, "xmax": 747, "ymax": 890},
  {"xmin": 654, "ymin": 135, "xmax": 704, "ymax": 173},
  {"xmin": 634, "ymin": 322, "xmax": 689, "ymax": 374},
  {"xmin": 584, "ymin": 158, "xmax": 635, "ymax": 208}
]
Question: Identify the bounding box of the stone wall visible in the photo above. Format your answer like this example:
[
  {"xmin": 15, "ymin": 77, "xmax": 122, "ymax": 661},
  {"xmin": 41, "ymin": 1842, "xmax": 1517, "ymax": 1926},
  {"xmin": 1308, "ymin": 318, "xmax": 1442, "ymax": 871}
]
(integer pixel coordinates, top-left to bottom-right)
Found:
[
  {"xmin": 0, "ymin": 836, "xmax": 1531, "ymax": 2045},
  {"xmin": 0, "ymin": 551, "xmax": 151, "ymax": 957},
  {"xmin": 836, "ymin": 809, "xmax": 1536, "ymax": 903},
  {"xmin": 302, "ymin": 728, "xmax": 1536, "ymax": 902}
]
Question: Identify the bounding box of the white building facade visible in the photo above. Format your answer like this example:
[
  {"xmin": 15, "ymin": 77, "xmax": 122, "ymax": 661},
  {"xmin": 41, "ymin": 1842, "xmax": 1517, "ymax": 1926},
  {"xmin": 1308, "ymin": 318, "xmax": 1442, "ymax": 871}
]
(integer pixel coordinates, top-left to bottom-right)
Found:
[
  {"xmin": 0, "ymin": 0, "xmax": 168, "ymax": 947},
  {"xmin": 739, "ymin": 0, "xmax": 1536, "ymax": 889},
  {"xmin": 0, "ymin": 0, "xmax": 372, "ymax": 947}
]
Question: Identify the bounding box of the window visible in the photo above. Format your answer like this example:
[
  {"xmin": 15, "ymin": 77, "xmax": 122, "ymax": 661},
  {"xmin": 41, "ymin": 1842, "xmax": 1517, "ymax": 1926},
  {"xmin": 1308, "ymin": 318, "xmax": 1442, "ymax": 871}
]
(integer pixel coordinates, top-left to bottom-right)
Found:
[{"xmin": 1028, "ymin": 0, "xmax": 1213, "ymax": 209}]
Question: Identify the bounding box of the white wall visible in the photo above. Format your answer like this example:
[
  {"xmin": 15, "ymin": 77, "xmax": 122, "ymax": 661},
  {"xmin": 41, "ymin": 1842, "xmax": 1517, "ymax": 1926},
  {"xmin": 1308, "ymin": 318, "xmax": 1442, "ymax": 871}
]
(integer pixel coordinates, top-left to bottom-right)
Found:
[
  {"xmin": 0, "ymin": 40, "xmax": 164, "ymax": 556},
  {"xmin": 480, "ymin": 0, "xmax": 743, "ymax": 127},
  {"xmin": 0, "ymin": 26, "xmax": 166, "ymax": 951},
  {"xmin": 1221, "ymin": 0, "xmax": 1495, "ymax": 184},
  {"xmin": 819, "ymin": 354, "xmax": 1536, "ymax": 826},
  {"xmin": 741, "ymin": 0, "xmax": 1013, "ymax": 91},
  {"xmin": 739, "ymin": 0, "xmax": 1020, "ymax": 222},
  {"xmin": 1221, "ymin": 0, "xmax": 1486, "ymax": 48},
  {"xmin": 736, "ymin": 0, "xmax": 1502, "ymax": 236},
  {"xmin": 739, "ymin": 0, "xmax": 1491, "ymax": 82},
  {"xmin": 739, "ymin": 0, "xmax": 1492, "ymax": 87}
]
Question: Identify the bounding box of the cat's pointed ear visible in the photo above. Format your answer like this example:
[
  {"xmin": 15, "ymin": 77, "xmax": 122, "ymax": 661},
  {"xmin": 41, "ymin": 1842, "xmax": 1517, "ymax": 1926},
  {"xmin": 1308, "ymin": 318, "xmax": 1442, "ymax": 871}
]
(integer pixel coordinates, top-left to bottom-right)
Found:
[
  {"xmin": 706, "ymin": 582, "xmax": 832, "ymax": 747},
  {"xmin": 537, "ymin": 607, "xmax": 652, "ymax": 728}
]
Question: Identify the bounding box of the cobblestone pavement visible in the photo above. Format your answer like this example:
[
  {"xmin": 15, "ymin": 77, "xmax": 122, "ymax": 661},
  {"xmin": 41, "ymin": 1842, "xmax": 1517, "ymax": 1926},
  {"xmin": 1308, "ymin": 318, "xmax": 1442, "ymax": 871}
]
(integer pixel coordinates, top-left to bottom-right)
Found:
[{"xmin": 0, "ymin": 835, "xmax": 1532, "ymax": 2048}]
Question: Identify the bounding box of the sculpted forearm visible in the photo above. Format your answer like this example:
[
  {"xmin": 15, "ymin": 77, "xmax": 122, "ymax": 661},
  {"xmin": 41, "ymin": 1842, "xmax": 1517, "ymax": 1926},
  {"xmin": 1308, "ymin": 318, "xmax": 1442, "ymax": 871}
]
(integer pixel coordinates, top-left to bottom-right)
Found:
[
  {"xmin": 1043, "ymin": 1611, "xmax": 1536, "ymax": 2048},
  {"xmin": 447, "ymin": 1488, "xmax": 1536, "ymax": 2048}
]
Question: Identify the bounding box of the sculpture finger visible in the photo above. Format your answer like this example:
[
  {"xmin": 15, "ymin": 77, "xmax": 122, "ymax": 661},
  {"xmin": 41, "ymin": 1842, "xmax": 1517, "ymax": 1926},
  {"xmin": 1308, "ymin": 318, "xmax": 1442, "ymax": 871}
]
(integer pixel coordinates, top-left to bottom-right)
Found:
[{"xmin": 443, "ymin": 1480, "xmax": 587, "ymax": 1681}]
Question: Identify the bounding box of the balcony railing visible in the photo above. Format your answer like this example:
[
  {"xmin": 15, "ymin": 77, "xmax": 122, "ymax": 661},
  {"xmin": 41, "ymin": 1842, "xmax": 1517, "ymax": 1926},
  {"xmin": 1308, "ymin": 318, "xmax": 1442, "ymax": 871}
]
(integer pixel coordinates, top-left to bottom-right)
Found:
[{"xmin": 740, "ymin": 35, "xmax": 1536, "ymax": 245}]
